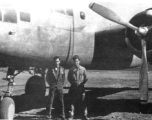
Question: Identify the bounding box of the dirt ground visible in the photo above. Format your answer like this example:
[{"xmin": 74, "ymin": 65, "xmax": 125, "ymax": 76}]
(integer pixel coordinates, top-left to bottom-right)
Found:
[{"xmin": 0, "ymin": 68, "xmax": 152, "ymax": 120}]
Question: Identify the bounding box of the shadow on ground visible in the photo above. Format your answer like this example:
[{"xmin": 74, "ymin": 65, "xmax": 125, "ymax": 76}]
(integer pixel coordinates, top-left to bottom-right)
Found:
[{"xmin": 13, "ymin": 87, "xmax": 152, "ymax": 119}]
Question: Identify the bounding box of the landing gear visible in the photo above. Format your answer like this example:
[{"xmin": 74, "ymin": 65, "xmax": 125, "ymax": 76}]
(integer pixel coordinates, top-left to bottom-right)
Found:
[
  {"xmin": 0, "ymin": 97, "xmax": 15, "ymax": 120},
  {"xmin": 25, "ymin": 76, "xmax": 46, "ymax": 97},
  {"xmin": 3, "ymin": 67, "xmax": 16, "ymax": 96},
  {"xmin": 0, "ymin": 67, "xmax": 16, "ymax": 119},
  {"xmin": 0, "ymin": 77, "xmax": 15, "ymax": 119},
  {"xmin": 0, "ymin": 67, "xmax": 46, "ymax": 119},
  {"xmin": 0, "ymin": 67, "xmax": 22, "ymax": 119}
]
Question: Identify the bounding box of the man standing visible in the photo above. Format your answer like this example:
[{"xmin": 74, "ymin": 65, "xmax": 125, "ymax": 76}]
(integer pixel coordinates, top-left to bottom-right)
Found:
[
  {"xmin": 45, "ymin": 56, "xmax": 66, "ymax": 120},
  {"xmin": 67, "ymin": 55, "xmax": 89, "ymax": 120}
]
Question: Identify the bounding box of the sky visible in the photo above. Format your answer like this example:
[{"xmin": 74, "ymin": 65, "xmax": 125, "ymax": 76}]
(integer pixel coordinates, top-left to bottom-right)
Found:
[
  {"xmin": 1, "ymin": 0, "xmax": 152, "ymax": 8},
  {"xmin": 0, "ymin": 0, "xmax": 151, "ymax": 14}
]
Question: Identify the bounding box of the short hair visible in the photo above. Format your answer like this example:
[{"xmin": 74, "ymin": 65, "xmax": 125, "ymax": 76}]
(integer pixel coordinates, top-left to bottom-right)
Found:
[
  {"xmin": 53, "ymin": 56, "xmax": 60, "ymax": 61},
  {"xmin": 73, "ymin": 55, "xmax": 80, "ymax": 61}
]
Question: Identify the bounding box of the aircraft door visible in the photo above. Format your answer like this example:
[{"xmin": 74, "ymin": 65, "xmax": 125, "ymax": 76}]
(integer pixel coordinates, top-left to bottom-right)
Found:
[
  {"xmin": 72, "ymin": 10, "xmax": 94, "ymax": 66},
  {"xmin": 37, "ymin": 9, "xmax": 73, "ymax": 63}
]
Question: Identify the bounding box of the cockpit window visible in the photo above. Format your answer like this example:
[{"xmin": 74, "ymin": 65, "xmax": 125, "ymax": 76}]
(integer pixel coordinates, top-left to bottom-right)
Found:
[
  {"xmin": 3, "ymin": 8, "xmax": 17, "ymax": 23},
  {"xmin": 66, "ymin": 9, "xmax": 73, "ymax": 16},
  {"xmin": 20, "ymin": 12, "xmax": 30, "ymax": 22},
  {"xmin": 0, "ymin": 10, "xmax": 2, "ymax": 21}
]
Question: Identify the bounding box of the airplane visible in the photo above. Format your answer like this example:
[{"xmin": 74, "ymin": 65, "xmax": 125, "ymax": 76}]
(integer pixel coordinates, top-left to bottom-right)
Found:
[{"xmin": 0, "ymin": 0, "xmax": 151, "ymax": 119}]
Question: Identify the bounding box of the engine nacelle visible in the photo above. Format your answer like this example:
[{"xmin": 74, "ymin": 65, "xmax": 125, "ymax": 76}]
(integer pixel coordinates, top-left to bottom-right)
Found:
[
  {"xmin": 126, "ymin": 8, "xmax": 152, "ymax": 51},
  {"xmin": 125, "ymin": 8, "xmax": 152, "ymax": 64}
]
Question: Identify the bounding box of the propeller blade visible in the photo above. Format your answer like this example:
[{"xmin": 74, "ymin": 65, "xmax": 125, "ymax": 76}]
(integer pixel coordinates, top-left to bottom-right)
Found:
[
  {"xmin": 139, "ymin": 39, "xmax": 148, "ymax": 102},
  {"xmin": 89, "ymin": 2, "xmax": 150, "ymax": 102},
  {"xmin": 148, "ymin": 25, "xmax": 152, "ymax": 31},
  {"xmin": 139, "ymin": 10, "xmax": 152, "ymax": 100},
  {"xmin": 89, "ymin": 3, "xmax": 137, "ymax": 31}
]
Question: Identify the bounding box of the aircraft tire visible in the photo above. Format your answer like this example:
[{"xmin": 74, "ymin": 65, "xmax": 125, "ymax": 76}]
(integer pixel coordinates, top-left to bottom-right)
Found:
[
  {"xmin": 25, "ymin": 76, "xmax": 46, "ymax": 97},
  {"xmin": 0, "ymin": 97, "xmax": 15, "ymax": 120}
]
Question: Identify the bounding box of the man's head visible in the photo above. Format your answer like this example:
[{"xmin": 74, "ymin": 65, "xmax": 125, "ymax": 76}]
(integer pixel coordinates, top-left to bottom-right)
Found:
[
  {"xmin": 53, "ymin": 56, "xmax": 60, "ymax": 67},
  {"xmin": 73, "ymin": 55, "xmax": 80, "ymax": 68}
]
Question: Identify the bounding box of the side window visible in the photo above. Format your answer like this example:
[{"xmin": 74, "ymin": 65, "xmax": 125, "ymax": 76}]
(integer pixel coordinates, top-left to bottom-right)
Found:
[
  {"xmin": 0, "ymin": 10, "xmax": 2, "ymax": 21},
  {"xmin": 80, "ymin": 11, "xmax": 85, "ymax": 20},
  {"xmin": 20, "ymin": 12, "xmax": 30, "ymax": 22},
  {"xmin": 3, "ymin": 8, "xmax": 17, "ymax": 23},
  {"xmin": 66, "ymin": 9, "xmax": 73, "ymax": 16}
]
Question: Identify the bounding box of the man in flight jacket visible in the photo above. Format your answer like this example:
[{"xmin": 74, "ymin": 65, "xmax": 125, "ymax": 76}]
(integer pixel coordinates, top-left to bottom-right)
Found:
[{"xmin": 45, "ymin": 56, "xmax": 66, "ymax": 120}]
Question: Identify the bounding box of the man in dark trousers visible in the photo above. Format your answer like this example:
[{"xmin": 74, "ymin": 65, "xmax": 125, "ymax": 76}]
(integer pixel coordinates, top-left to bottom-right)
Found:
[
  {"xmin": 45, "ymin": 56, "xmax": 66, "ymax": 120},
  {"xmin": 67, "ymin": 55, "xmax": 89, "ymax": 120}
]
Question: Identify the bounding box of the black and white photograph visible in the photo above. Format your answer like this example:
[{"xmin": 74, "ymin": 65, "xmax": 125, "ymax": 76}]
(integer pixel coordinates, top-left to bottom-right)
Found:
[{"xmin": 0, "ymin": 0, "xmax": 152, "ymax": 120}]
